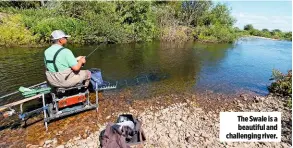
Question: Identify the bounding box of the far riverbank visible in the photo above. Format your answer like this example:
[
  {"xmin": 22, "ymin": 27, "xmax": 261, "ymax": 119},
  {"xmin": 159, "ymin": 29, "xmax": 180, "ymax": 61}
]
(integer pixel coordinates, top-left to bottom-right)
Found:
[{"xmin": 243, "ymin": 35, "xmax": 282, "ymax": 41}]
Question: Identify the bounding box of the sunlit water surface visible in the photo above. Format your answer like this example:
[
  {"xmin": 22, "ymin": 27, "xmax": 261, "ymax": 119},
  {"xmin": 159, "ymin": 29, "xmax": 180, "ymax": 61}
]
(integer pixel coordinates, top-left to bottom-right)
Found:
[{"xmin": 0, "ymin": 38, "xmax": 291, "ymax": 104}]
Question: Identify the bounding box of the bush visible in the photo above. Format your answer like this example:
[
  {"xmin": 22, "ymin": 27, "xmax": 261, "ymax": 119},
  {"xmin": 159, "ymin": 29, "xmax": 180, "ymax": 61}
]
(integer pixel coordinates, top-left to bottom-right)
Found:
[
  {"xmin": 116, "ymin": 1, "xmax": 157, "ymax": 42},
  {"xmin": 0, "ymin": 14, "xmax": 37, "ymax": 46},
  {"xmin": 82, "ymin": 11, "xmax": 128, "ymax": 44},
  {"xmin": 193, "ymin": 24, "xmax": 237, "ymax": 43},
  {"xmin": 242, "ymin": 24, "xmax": 292, "ymax": 41},
  {"xmin": 27, "ymin": 16, "xmax": 87, "ymax": 44},
  {"xmin": 160, "ymin": 26, "xmax": 192, "ymax": 42},
  {"xmin": 287, "ymin": 99, "xmax": 292, "ymax": 108},
  {"xmin": 0, "ymin": 1, "xmax": 241, "ymax": 46},
  {"xmin": 268, "ymin": 69, "xmax": 292, "ymax": 97}
]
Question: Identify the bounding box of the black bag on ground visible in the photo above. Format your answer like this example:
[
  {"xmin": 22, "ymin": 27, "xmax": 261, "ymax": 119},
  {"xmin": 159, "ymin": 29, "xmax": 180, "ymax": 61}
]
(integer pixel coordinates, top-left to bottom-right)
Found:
[
  {"xmin": 99, "ymin": 114, "xmax": 146, "ymax": 148},
  {"xmin": 116, "ymin": 114, "xmax": 146, "ymax": 145}
]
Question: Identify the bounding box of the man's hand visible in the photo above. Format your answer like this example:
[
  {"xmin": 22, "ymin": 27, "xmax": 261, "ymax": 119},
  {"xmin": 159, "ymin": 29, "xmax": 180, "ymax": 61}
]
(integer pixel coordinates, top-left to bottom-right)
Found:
[
  {"xmin": 76, "ymin": 56, "xmax": 85, "ymax": 61},
  {"xmin": 72, "ymin": 56, "xmax": 86, "ymax": 71},
  {"xmin": 79, "ymin": 56, "xmax": 86, "ymax": 64}
]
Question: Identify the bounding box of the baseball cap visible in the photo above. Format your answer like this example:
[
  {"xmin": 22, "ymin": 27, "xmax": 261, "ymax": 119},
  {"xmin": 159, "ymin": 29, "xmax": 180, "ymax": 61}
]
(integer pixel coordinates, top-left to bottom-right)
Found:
[{"xmin": 51, "ymin": 30, "xmax": 71, "ymax": 40}]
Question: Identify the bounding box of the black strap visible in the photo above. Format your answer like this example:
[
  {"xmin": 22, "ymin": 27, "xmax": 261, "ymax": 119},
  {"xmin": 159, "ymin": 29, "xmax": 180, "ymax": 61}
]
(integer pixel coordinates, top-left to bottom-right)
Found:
[{"xmin": 44, "ymin": 47, "xmax": 65, "ymax": 72}]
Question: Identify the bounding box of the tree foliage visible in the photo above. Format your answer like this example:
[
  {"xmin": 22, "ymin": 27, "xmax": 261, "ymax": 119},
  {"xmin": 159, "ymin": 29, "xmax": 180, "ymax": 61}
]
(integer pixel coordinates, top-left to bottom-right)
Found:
[
  {"xmin": 0, "ymin": 14, "xmax": 37, "ymax": 46},
  {"xmin": 0, "ymin": 1, "xmax": 43, "ymax": 8},
  {"xmin": 268, "ymin": 69, "xmax": 292, "ymax": 98},
  {"xmin": 0, "ymin": 1, "xmax": 242, "ymax": 46},
  {"xmin": 179, "ymin": 1, "xmax": 212, "ymax": 26},
  {"xmin": 243, "ymin": 24, "xmax": 292, "ymax": 41},
  {"xmin": 244, "ymin": 24, "xmax": 254, "ymax": 31}
]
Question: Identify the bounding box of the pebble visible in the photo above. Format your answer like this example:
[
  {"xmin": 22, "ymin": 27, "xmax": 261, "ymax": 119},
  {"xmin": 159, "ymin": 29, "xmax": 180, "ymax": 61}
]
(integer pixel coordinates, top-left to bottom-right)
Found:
[
  {"xmin": 56, "ymin": 145, "xmax": 65, "ymax": 148},
  {"xmin": 52, "ymin": 138, "xmax": 57, "ymax": 145},
  {"xmin": 38, "ymin": 140, "xmax": 45, "ymax": 146},
  {"xmin": 44, "ymin": 140, "xmax": 52, "ymax": 145},
  {"xmin": 73, "ymin": 136, "xmax": 81, "ymax": 141},
  {"xmin": 176, "ymin": 121, "xmax": 183, "ymax": 127},
  {"xmin": 87, "ymin": 141, "xmax": 95, "ymax": 147},
  {"xmin": 28, "ymin": 145, "xmax": 39, "ymax": 148}
]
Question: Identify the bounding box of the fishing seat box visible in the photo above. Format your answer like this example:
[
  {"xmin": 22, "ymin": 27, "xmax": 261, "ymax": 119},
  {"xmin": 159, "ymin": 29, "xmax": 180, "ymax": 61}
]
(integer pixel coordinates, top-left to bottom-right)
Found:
[
  {"xmin": 58, "ymin": 94, "xmax": 87, "ymax": 109},
  {"xmin": 53, "ymin": 84, "xmax": 89, "ymax": 108},
  {"xmin": 55, "ymin": 83, "xmax": 87, "ymax": 94}
]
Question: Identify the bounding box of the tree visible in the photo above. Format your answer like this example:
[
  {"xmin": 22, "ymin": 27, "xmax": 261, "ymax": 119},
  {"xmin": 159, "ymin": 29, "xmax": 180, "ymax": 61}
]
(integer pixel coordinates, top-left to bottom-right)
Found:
[
  {"xmin": 284, "ymin": 32, "xmax": 292, "ymax": 41},
  {"xmin": 208, "ymin": 3, "xmax": 235, "ymax": 26},
  {"xmin": 262, "ymin": 28, "xmax": 269, "ymax": 32},
  {"xmin": 234, "ymin": 27, "xmax": 240, "ymax": 31},
  {"xmin": 0, "ymin": 1, "xmax": 43, "ymax": 8},
  {"xmin": 244, "ymin": 24, "xmax": 254, "ymax": 31},
  {"xmin": 272, "ymin": 29, "xmax": 281, "ymax": 33},
  {"xmin": 115, "ymin": 1, "xmax": 156, "ymax": 41},
  {"xmin": 179, "ymin": 1, "xmax": 212, "ymax": 26},
  {"xmin": 250, "ymin": 29, "xmax": 261, "ymax": 36},
  {"xmin": 270, "ymin": 29, "xmax": 282, "ymax": 38}
]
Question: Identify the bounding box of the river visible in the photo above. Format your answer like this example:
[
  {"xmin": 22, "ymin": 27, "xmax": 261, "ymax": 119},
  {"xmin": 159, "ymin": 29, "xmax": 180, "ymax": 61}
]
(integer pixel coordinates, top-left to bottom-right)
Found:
[{"xmin": 0, "ymin": 37, "xmax": 291, "ymax": 105}]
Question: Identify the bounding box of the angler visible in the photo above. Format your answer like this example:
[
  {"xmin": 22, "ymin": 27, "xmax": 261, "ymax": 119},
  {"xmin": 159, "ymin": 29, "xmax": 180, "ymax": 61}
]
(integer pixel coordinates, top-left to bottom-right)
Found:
[
  {"xmin": 0, "ymin": 30, "xmax": 117, "ymax": 131},
  {"xmin": 0, "ymin": 30, "xmax": 166, "ymax": 131},
  {"xmin": 44, "ymin": 30, "xmax": 91, "ymax": 88}
]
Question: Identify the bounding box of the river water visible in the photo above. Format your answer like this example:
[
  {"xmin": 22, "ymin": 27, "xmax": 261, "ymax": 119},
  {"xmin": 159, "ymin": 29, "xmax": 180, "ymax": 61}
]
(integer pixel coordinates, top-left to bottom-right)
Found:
[{"xmin": 0, "ymin": 37, "xmax": 291, "ymax": 104}]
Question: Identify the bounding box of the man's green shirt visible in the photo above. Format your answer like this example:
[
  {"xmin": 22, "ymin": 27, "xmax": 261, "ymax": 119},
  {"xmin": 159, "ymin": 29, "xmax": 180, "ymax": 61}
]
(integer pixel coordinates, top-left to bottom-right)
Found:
[{"xmin": 44, "ymin": 44, "xmax": 77, "ymax": 72}]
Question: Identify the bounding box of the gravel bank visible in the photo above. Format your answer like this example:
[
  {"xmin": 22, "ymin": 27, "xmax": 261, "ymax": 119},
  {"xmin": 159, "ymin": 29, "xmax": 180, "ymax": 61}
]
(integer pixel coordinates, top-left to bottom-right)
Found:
[{"xmin": 40, "ymin": 94, "xmax": 291, "ymax": 148}]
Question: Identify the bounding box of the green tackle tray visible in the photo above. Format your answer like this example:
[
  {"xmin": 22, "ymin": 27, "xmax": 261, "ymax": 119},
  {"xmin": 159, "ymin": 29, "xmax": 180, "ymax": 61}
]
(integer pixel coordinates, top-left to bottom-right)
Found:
[{"xmin": 22, "ymin": 87, "xmax": 51, "ymax": 98}]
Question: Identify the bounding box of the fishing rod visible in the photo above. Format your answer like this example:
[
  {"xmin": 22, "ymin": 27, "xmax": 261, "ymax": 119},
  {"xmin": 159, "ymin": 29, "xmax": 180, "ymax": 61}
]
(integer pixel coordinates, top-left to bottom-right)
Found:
[
  {"xmin": 80, "ymin": 46, "xmax": 100, "ymax": 67},
  {"xmin": 86, "ymin": 46, "xmax": 100, "ymax": 59}
]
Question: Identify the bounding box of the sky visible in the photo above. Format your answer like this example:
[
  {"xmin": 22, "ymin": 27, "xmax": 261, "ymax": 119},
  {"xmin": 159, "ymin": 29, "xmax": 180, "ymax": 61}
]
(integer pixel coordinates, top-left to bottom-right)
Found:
[{"xmin": 220, "ymin": 1, "xmax": 292, "ymax": 32}]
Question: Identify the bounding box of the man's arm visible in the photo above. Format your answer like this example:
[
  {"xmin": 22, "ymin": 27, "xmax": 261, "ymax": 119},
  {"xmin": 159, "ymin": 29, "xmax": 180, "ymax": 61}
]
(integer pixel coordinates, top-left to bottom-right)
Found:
[
  {"xmin": 71, "ymin": 57, "xmax": 86, "ymax": 72},
  {"xmin": 65, "ymin": 49, "xmax": 86, "ymax": 72}
]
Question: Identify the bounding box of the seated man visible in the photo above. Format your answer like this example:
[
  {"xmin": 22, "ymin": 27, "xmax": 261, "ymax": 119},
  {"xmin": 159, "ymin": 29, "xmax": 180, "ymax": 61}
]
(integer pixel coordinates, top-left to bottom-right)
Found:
[{"xmin": 44, "ymin": 30, "xmax": 91, "ymax": 88}]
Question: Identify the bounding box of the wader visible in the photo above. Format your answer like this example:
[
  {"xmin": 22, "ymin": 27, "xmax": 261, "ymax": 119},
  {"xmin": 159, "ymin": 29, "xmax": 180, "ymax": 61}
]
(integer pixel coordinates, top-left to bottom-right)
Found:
[{"xmin": 44, "ymin": 47, "xmax": 90, "ymax": 88}]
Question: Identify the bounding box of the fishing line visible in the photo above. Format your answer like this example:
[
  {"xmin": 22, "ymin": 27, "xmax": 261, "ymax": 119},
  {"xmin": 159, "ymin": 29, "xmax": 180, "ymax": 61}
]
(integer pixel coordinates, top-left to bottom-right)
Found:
[
  {"xmin": 80, "ymin": 46, "xmax": 100, "ymax": 68},
  {"xmin": 86, "ymin": 46, "xmax": 100, "ymax": 59}
]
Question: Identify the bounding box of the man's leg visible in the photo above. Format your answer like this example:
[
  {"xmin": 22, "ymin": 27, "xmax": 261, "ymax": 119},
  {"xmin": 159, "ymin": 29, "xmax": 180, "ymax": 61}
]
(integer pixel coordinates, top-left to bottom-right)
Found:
[
  {"xmin": 62, "ymin": 70, "xmax": 91, "ymax": 88},
  {"xmin": 84, "ymin": 70, "xmax": 91, "ymax": 87},
  {"xmin": 77, "ymin": 70, "xmax": 91, "ymax": 87}
]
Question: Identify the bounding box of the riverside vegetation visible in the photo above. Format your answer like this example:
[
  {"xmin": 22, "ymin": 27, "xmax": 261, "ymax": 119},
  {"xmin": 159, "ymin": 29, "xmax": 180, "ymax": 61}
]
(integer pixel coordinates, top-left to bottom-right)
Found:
[
  {"xmin": 0, "ymin": 1, "xmax": 246, "ymax": 47},
  {"xmin": 0, "ymin": 1, "xmax": 291, "ymax": 47},
  {"xmin": 268, "ymin": 69, "xmax": 292, "ymax": 108},
  {"xmin": 241, "ymin": 24, "xmax": 292, "ymax": 41}
]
